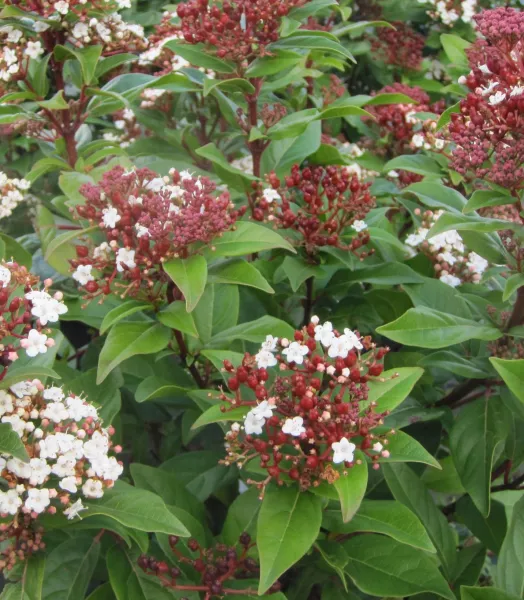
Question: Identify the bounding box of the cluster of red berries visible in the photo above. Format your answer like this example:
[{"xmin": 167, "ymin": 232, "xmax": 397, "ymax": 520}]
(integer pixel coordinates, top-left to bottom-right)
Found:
[
  {"xmin": 446, "ymin": 8, "xmax": 524, "ymax": 192},
  {"xmin": 176, "ymin": 0, "xmax": 306, "ymax": 63},
  {"xmin": 138, "ymin": 533, "xmax": 280, "ymax": 598},
  {"xmin": 370, "ymin": 22, "xmax": 425, "ymax": 71},
  {"xmin": 71, "ymin": 166, "xmax": 243, "ymax": 302},
  {"xmin": 365, "ymin": 83, "xmax": 445, "ymax": 157},
  {"xmin": 0, "ymin": 516, "xmax": 45, "ymax": 572},
  {"xmin": 257, "ymin": 165, "xmax": 376, "ymax": 257},
  {"xmin": 219, "ymin": 318, "xmax": 393, "ymax": 493}
]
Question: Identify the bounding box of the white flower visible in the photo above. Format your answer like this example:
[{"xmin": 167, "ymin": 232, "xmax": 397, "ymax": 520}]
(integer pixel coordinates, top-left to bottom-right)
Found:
[
  {"xmin": 179, "ymin": 170, "xmax": 193, "ymax": 181},
  {"xmin": 351, "ymin": 220, "xmax": 367, "ymax": 233},
  {"xmin": 255, "ymin": 350, "xmax": 277, "ymax": 369},
  {"xmin": 38, "ymin": 436, "xmax": 60, "ymax": 459},
  {"xmin": 231, "ymin": 422, "xmax": 240, "ymax": 432},
  {"xmin": 0, "ymin": 391, "xmax": 14, "ymax": 416},
  {"xmin": 439, "ymin": 251, "xmax": 457, "ymax": 265},
  {"xmin": 412, "ymin": 134, "xmax": 425, "ymax": 148},
  {"xmin": 467, "ymin": 252, "xmax": 488, "ymax": 275},
  {"xmin": 29, "ymin": 457, "xmax": 51, "ymax": 485},
  {"xmin": 282, "ymin": 342, "xmax": 309, "ymax": 365},
  {"xmin": 82, "ymin": 478, "xmax": 104, "ymax": 499},
  {"xmin": 435, "ymin": 138, "xmax": 445, "ymax": 150},
  {"xmin": 43, "ymin": 387, "xmax": 65, "ymax": 402},
  {"xmin": 54, "ymin": 0, "xmax": 69, "ymax": 14},
  {"xmin": 54, "ymin": 432, "xmax": 78, "ymax": 454},
  {"xmin": 6, "ymin": 457, "xmax": 31, "ymax": 479},
  {"xmin": 42, "ymin": 402, "xmax": 69, "ymax": 423},
  {"xmin": 251, "ymin": 401, "xmax": 275, "ymax": 420},
  {"xmin": 60, "ymin": 476, "xmax": 78, "ymax": 494},
  {"xmin": 33, "ymin": 21, "xmax": 50, "ymax": 32},
  {"xmin": 64, "ymin": 498, "xmax": 87, "ymax": 520},
  {"xmin": 102, "ymin": 207, "xmax": 121, "ymax": 229},
  {"xmin": 0, "ymin": 489, "xmax": 22, "ymax": 515},
  {"xmin": 25, "ymin": 488, "xmax": 50, "ymax": 514},
  {"xmin": 83, "ymin": 431, "xmax": 109, "ymax": 461},
  {"xmin": 440, "ymin": 273, "xmax": 462, "ymax": 287},
  {"xmin": 145, "ymin": 177, "xmax": 165, "ymax": 192},
  {"xmin": 489, "ymin": 91, "xmax": 506, "ymax": 106},
  {"xmin": 31, "ymin": 297, "xmax": 67, "ymax": 326},
  {"xmin": 510, "ymin": 86, "xmax": 524, "ymax": 97},
  {"xmin": 101, "ymin": 456, "xmax": 123, "ymax": 481},
  {"xmin": 0, "ymin": 266, "xmax": 11, "ymax": 286},
  {"xmin": 373, "ymin": 442, "xmax": 383, "ymax": 452},
  {"xmin": 314, "ymin": 322, "xmax": 335, "ymax": 347},
  {"xmin": 343, "ymin": 329, "xmax": 363, "ymax": 351},
  {"xmin": 327, "ymin": 335, "xmax": 352, "ymax": 359},
  {"xmin": 332, "ymin": 437, "xmax": 356, "ymax": 464},
  {"xmin": 24, "ymin": 41, "xmax": 44, "ymax": 60},
  {"xmin": 115, "ymin": 248, "xmax": 136, "ymax": 272},
  {"xmin": 93, "ymin": 242, "xmax": 111, "ymax": 260},
  {"xmin": 478, "ymin": 64, "xmax": 491, "ymax": 75},
  {"xmin": 243, "ymin": 411, "xmax": 265, "ymax": 435},
  {"xmin": 261, "ymin": 335, "xmax": 278, "ymax": 352},
  {"xmin": 66, "ymin": 396, "xmax": 90, "ymax": 421},
  {"xmin": 262, "ymin": 189, "xmax": 280, "ymax": 203},
  {"xmin": 52, "ymin": 453, "xmax": 77, "ymax": 477},
  {"xmin": 72, "ymin": 22, "xmax": 89, "ymax": 38},
  {"xmin": 135, "ymin": 224, "xmax": 149, "ymax": 238},
  {"xmin": 10, "ymin": 380, "xmax": 38, "ymax": 399},
  {"xmin": 23, "ymin": 329, "xmax": 48, "ymax": 358},
  {"xmin": 73, "ymin": 264, "xmax": 94, "ymax": 286},
  {"xmin": 282, "ymin": 416, "xmax": 305, "ymax": 437}
]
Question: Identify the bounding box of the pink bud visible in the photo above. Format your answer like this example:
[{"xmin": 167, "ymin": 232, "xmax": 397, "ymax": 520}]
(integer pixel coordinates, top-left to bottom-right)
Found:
[
  {"xmin": 45, "ymin": 338, "xmax": 55, "ymax": 348},
  {"xmin": 48, "ymin": 488, "xmax": 58, "ymax": 498},
  {"xmin": 47, "ymin": 506, "xmax": 57, "ymax": 514},
  {"xmin": 7, "ymin": 352, "xmax": 18, "ymax": 361},
  {"xmin": 44, "ymin": 278, "xmax": 53, "ymax": 288},
  {"xmin": 41, "ymin": 418, "xmax": 50, "ymax": 427},
  {"xmin": 372, "ymin": 463, "xmax": 380, "ymax": 470},
  {"xmin": 381, "ymin": 450, "xmax": 390, "ymax": 458},
  {"xmin": 53, "ymin": 291, "xmax": 63, "ymax": 300},
  {"xmin": 20, "ymin": 339, "xmax": 29, "ymax": 348},
  {"xmin": 114, "ymin": 445, "xmax": 122, "ymax": 454}
]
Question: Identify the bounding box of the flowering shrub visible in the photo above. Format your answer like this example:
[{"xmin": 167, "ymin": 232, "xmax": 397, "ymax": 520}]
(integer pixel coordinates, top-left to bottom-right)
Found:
[{"xmin": 0, "ymin": 0, "xmax": 523, "ymax": 598}]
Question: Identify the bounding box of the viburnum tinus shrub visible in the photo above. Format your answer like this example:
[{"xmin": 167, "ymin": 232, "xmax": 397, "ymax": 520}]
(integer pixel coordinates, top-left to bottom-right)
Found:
[{"xmin": 0, "ymin": 0, "xmax": 524, "ymax": 598}]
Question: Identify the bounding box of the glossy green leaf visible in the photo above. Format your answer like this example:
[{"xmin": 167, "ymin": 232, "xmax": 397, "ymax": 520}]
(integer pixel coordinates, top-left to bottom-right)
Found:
[
  {"xmin": 463, "ymin": 190, "xmax": 513, "ymax": 214},
  {"xmin": 384, "ymin": 155, "xmax": 442, "ymax": 177},
  {"xmin": 344, "ymin": 535, "xmax": 455, "ymax": 600},
  {"xmin": 363, "ymin": 367, "xmax": 424, "ymax": 413},
  {"xmin": 0, "ymin": 423, "xmax": 30, "ymax": 463},
  {"xmin": 257, "ymin": 487, "xmax": 322, "ymax": 594},
  {"xmin": 157, "ymin": 301, "xmax": 199, "ymax": 338},
  {"xmin": 207, "ymin": 222, "xmax": 295, "ymax": 257},
  {"xmin": 99, "ymin": 300, "xmax": 153, "ymax": 335},
  {"xmin": 208, "ymin": 260, "xmax": 274, "ymax": 293},
  {"xmin": 346, "ymin": 263, "xmax": 425, "ymax": 285},
  {"xmin": 496, "ymin": 495, "xmax": 524, "ymax": 596},
  {"xmin": 428, "ymin": 213, "xmax": 524, "ymax": 237},
  {"xmin": 333, "ymin": 460, "xmax": 368, "ymax": 522},
  {"xmin": 0, "ymin": 367, "xmax": 61, "ymax": 391},
  {"xmin": 163, "ymin": 254, "xmax": 208, "ymax": 312},
  {"xmin": 281, "ymin": 256, "xmax": 324, "ymax": 292},
  {"xmin": 97, "ymin": 322, "xmax": 171, "ymax": 384},
  {"xmin": 209, "ymin": 315, "xmax": 294, "ymax": 348},
  {"xmin": 164, "ymin": 41, "xmax": 235, "ymax": 73},
  {"xmin": 441, "ymin": 33, "xmax": 471, "ymax": 66},
  {"xmin": 135, "ymin": 376, "xmax": 189, "ymax": 403},
  {"xmin": 381, "ymin": 430, "xmax": 441, "ymax": 469},
  {"xmin": 490, "ymin": 358, "xmax": 524, "ymax": 404},
  {"xmin": 456, "ymin": 496, "xmax": 507, "ymax": 554}
]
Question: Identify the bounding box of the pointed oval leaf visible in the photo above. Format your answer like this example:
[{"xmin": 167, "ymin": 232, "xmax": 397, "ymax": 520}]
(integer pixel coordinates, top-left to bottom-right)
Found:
[{"xmin": 163, "ymin": 254, "xmax": 208, "ymax": 313}]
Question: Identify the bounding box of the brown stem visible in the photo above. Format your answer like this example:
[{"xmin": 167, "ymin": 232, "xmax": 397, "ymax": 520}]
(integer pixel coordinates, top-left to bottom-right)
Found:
[
  {"xmin": 505, "ymin": 286, "xmax": 524, "ymax": 331},
  {"xmin": 173, "ymin": 330, "xmax": 204, "ymax": 389},
  {"xmin": 434, "ymin": 379, "xmax": 489, "ymax": 408},
  {"xmin": 302, "ymin": 276, "xmax": 314, "ymax": 326}
]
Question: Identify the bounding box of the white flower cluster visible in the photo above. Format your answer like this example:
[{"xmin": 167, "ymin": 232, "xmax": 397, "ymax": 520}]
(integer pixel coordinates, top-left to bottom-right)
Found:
[
  {"xmin": 0, "ymin": 172, "xmax": 30, "ymax": 220},
  {"xmin": 140, "ymin": 88, "xmax": 169, "ymax": 109},
  {"xmin": 0, "ymin": 382, "xmax": 122, "ymax": 521},
  {"xmin": 68, "ymin": 13, "xmax": 144, "ymax": 48},
  {"xmin": 464, "ymin": 66, "xmax": 524, "ymax": 107},
  {"xmin": 405, "ymin": 210, "xmax": 489, "ymax": 287},
  {"xmin": 0, "ymin": 26, "xmax": 44, "ymax": 82},
  {"xmin": 419, "ymin": 0, "xmax": 476, "ymax": 25},
  {"xmin": 138, "ymin": 35, "xmax": 189, "ymax": 71},
  {"xmin": 231, "ymin": 155, "xmax": 254, "ymax": 175},
  {"xmin": 103, "ymin": 107, "xmax": 138, "ymax": 148}
]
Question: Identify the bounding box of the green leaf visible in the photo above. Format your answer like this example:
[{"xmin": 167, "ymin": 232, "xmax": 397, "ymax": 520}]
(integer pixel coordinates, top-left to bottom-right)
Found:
[
  {"xmin": 84, "ymin": 481, "xmax": 190, "ymax": 536},
  {"xmin": 452, "ymin": 543, "xmax": 486, "ymax": 589},
  {"xmin": 37, "ymin": 90, "xmax": 69, "ymax": 111},
  {"xmin": 418, "ymin": 351, "xmax": 489, "ymax": 379},
  {"xmin": 281, "ymin": 256, "xmax": 324, "ymax": 292},
  {"xmin": 496, "ymin": 495, "xmax": 524, "ymax": 596},
  {"xmin": 97, "ymin": 322, "xmax": 171, "ymax": 384},
  {"xmin": 384, "ymin": 155, "xmax": 442, "ymax": 177},
  {"xmin": 346, "ymin": 263, "xmax": 425, "ymax": 285},
  {"xmin": 207, "ymin": 222, "xmax": 295, "ymax": 257},
  {"xmin": 41, "ymin": 535, "xmax": 100, "ymax": 600},
  {"xmin": 221, "ymin": 487, "xmax": 261, "ymax": 546},
  {"xmin": 456, "ymin": 496, "xmax": 507, "ymax": 554},
  {"xmin": 343, "ymin": 535, "xmax": 455, "ymax": 600},
  {"xmin": 257, "ymin": 487, "xmax": 322, "ymax": 594},
  {"xmin": 157, "ymin": 301, "xmax": 199, "ymax": 338},
  {"xmin": 25, "ymin": 157, "xmax": 73, "ymax": 183},
  {"xmin": 316, "ymin": 540, "xmax": 349, "ymax": 591},
  {"xmin": 503, "ymin": 274, "xmax": 524, "ymax": 302},
  {"xmin": 191, "ymin": 403, "xmax": 250, "ymax": 430},
  {"xmin": 195, "ymin": 143, "xmax": 257, "ymax": 190},
  {"xmin": 334, "ymin": 460, "xmax": 368, "ymax": 522},
  {"xmin": 164, "ymin": 41, "xmax": 235, "ymax": 73},
  {"xmin": 376, "ymin": 307, "xmax": 502, "ymax": 348},
  {"xmin": 0, "ymin": 366, "xmax": 61, "ymax": 391},
  {"xmin": 441, "ymin": 33, "xmax": 471, "ymax": 67},
  {"xmin": 267, "ymin": 108, "xmax": 319, "ymax": 140},
  {"xmin": 135, "ymin": 376, "xmax": 188, "ymax": 403},
  {"xmin": 203, "ymin": 77, "xmax": 255, "ymax": 97},
  {"xmin": 428, "ymin": 213, "xmax": 523, "ymax": 237},
  {"xmin": 99, "ymin": 300, "xmax": 152, "ymax": 335},
  {"xmin": 404, "ymin": 181, "xmax": 466, "ymax": 212},
  {"xmin": 163, "ymin": 254, "xmax": 208, "ymax": 313},
  {"xmin": 381, "ymin": 430, "xmax": 441, "ymax": 469},
  {"xmin": 363, "ymin": 367, "xmax": 424, "ymax": 413},
  {"xmin": 0, "ymin": 234, "xmax": 32, "ymax": 268},
  {"xmin": 271, "ymin": 33, "xmax": 355, "ymax": 62},
  {"xmin": 462, "ymin": 587, "xmax": 521, "ymax": 600},
  {"xmin": 95, "ymin": 53, "xmax": 137, "ymax": 78},
  {"xmin": 323, "ymin": 500, "xmax": 435, "ymax": 552},
  {"xmin": 450, "ymin": 397, "xmax": 508, "ymax": 516},
  {"xmin": 436, "ymin": 101, "xmax": 461, "ymax": 130},
  {"xmin": 43, "ymin": 225, "xmax": 98, "ymax": 275},
  {"xmin": 208, "ymin": 260, "xmax": 274, "ymax": 293},
  {"xmin": 209, "ymin": 315, "xmax": 294, "ymax": 348},
  {"xmin": 54, "ymin": 45, "xmax": 103, "ymax": 85},
  {"xmin": 383, "ymin": 463, "xmax": 456, "ymax": 578},
  {"xmin": 0, "ymin": 423, "xmax": 30, "ymax": 463},
  {"xmin": 246, "ymin": 50, "xmax": 303, "ymax": 77},
  {"xmin": 490, "ymin": 358, "xmax": 524, "ymax": 404},
  {"xmin": 463, "ymin": 190, "xmax": 514, "ymax": 214}
]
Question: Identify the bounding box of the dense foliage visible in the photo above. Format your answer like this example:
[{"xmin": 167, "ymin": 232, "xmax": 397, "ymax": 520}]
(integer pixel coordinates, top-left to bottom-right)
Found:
[{"xmin": 0, "ymin": 0, "xmax": 523, "ymax": 598}]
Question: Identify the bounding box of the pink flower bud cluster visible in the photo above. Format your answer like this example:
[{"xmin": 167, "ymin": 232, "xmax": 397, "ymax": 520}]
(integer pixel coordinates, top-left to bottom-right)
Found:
[
  {"xmin": 176, "ymin": 0, "xmax": 307, "ymax": 63},
  {"xmin": 0, "ymin": 264, "xmax": 67, "ymax": 380},
  {"xmin": 71, "ymin": 166, "xmax": 244, "ymax": 301},
  {"xmin": 405, "ymin": 209, "xmax": 489, "ymax": 287},
  {"xmin": 220, "ymin": 319, "xmax": 393, "ymax": 495},
  {"xmin": 0, "ymin": 171, "xmax": 30, "ymax": 221},
  {"xmin": 0, "ymin": 381, "xmax": 122, "ymax": 570},
  {"xmin": 256, "ymin": 164, "xmax": 375, "ymax": 257},
  {"xmin": 445, "ymin": 8, "xmax": 524, "ymax": 192},
  {"xmin": 369, "ymin": 22, "xmax": 425, "ymax": 71},
  {"xmin": 365, "ymin": 83, "xmax": 446, "ymax": 157}
]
